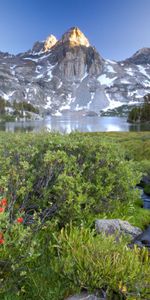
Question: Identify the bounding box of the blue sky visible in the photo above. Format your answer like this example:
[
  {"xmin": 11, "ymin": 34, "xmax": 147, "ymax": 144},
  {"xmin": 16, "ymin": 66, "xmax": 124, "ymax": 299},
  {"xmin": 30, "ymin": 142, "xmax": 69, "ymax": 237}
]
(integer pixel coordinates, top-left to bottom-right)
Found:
[{"xmin": 0, "ymin": 0, "xmax": 150, "ymax": 60}]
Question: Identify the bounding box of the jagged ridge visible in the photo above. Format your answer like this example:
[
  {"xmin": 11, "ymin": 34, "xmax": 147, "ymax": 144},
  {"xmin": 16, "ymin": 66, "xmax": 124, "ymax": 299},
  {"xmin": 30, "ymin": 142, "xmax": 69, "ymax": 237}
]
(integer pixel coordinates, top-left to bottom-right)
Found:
[{"xmin": 0, "ymin": 27, "xmax": 150, "ymax": 116}]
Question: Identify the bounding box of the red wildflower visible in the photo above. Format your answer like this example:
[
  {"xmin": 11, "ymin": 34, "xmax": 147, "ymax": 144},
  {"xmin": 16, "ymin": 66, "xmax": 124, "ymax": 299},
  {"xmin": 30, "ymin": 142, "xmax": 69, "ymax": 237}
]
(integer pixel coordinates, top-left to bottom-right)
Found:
[
  {"xmin": 0, "ymin": 207, "xmax": 4, "ymax": 213},
  {"xmin": 0, "ymin": 239, "xmax": 4, "ymax": 244},
  {"xmin": 17, "ymin": 217, "xmax": 23, "ymax": 223},
  {"xmin": 0, "ymin": 198, "xmax": 7, "ymax": 207}
]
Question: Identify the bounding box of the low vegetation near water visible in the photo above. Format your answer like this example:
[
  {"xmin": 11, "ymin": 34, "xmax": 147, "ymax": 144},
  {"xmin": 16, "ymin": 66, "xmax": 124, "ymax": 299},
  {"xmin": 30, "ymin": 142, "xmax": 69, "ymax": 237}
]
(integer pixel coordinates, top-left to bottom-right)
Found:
[
  {"xmin": 0, "ymin": 97, "xmax": 39, "ymax": 121},
  {"xmin": 128, "ymin": 94, "xmax": 150, "ymax": 123},
  {"xmin": 0, "ymin": 132, "xmax": 150, "ymax": 300}
]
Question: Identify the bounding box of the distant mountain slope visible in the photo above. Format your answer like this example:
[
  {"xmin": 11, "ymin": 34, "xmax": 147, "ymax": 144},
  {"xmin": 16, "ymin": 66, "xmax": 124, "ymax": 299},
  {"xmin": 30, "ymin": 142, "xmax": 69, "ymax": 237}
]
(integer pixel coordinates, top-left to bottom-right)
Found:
[{"xmin": 0, "ymin": 27, "xmax": 150, "ymax": 115}]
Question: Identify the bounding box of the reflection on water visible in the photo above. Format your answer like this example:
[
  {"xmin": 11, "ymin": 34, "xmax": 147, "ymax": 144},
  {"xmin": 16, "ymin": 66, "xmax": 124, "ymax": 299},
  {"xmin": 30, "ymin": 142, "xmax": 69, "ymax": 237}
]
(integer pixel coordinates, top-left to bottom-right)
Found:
[{"xmin": 0, "ymin": 116, "xmax": 150, "ymax": 133}]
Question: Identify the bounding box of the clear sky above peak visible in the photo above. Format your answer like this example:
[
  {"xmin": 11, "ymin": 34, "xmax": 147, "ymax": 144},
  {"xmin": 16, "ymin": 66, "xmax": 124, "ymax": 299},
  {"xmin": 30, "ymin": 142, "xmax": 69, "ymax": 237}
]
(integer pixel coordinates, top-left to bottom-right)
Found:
[{"xmin": 0, "ymin": 0, "xmax": 150, "ymax": 60}]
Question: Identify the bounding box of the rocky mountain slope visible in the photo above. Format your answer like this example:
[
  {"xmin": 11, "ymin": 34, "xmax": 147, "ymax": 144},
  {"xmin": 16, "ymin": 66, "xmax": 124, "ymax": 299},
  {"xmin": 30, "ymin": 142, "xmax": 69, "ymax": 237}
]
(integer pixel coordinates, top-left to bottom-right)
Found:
[{"xmin": 0, "ymin": 27, "xmax": 150, "ymax": 115}]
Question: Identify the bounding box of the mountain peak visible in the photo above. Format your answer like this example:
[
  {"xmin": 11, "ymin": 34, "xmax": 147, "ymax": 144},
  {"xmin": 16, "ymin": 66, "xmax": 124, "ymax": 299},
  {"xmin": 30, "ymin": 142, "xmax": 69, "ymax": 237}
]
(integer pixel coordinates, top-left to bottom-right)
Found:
[
  {"xmin": 44, "ymin": 35, "xmax": 58, "ymax": 51},
  {"xmin": 60, "ymin": 27, "xmax": 90, "ymax": 47},
  {"xmin": 134, "ymin": 47, "xmax": 150, "ymax": 56},
  {"xmin": 125, "ymin": 47, "xmax": 150, "ymax": 64}
]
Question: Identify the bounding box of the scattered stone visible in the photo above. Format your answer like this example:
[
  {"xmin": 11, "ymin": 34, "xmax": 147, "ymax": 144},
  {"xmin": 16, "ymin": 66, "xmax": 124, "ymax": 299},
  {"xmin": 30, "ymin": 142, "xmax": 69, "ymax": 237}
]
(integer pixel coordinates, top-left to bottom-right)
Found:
[{"xmin": 95, "ymin": 219, "xmax": 142, "ymax": 239}]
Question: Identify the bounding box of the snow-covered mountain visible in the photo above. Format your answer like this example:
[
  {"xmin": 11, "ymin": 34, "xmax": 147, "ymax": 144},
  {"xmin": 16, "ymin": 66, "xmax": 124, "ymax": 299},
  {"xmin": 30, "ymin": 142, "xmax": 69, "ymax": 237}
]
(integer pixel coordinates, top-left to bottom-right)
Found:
[{"xmin": 0, "ymin": 27, "xmax": 150, "ymax": 115}]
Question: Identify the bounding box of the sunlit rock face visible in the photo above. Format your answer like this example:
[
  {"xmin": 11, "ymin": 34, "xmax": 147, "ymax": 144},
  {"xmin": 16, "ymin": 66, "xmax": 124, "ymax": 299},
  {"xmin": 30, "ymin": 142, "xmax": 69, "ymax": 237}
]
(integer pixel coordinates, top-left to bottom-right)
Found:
[
  {"xmin": 59, "ymin": 27, "xmax": 90, "ymax": 47},
  {"xmin": 44, "ymin": 35, "xmax": 58, "ymax": 51},
  {"xmin": 54, "ymin": 27, "xmax": 103, "ymax": 81}
]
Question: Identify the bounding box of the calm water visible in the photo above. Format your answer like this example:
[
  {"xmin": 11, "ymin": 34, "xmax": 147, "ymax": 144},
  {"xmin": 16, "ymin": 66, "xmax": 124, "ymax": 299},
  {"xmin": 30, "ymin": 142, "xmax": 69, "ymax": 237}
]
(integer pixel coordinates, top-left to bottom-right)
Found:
[{"xmin": 0, "ymin": 116, "xmax": 150, "ymax": 133}]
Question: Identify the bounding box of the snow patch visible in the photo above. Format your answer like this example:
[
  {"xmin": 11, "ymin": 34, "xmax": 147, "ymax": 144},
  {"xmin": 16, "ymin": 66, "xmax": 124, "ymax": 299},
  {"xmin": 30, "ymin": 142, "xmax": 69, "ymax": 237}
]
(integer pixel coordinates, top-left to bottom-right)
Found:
[
  {"xmin": 98, "ymin": 74, "xmax": 117, "ymax": 87},
  {"xmin": 137, "ymin": 65, "xmax": 150, "ymax": 79},
  {"xmin": 2, "ymin": 91, "xmax": 15, "ymax": 100},
  {"xmin": 36, "ymin": 74, "xmax": 43, "ymax": 79},
  {"xmin": 60, "ymin": 104, "xmax": 71, "ymax": 111},
  {"xmin": 23, "ymin": 52, "xmax": 51, "ymax": 62},
  {"xmin": 57, "ymin": 81, "xmax": 62, "ymax": 89},
  {"xmin": 120, "ymin": 79, "xmax": 130, "ymax": 84},
  {"xmin": 10, "ymin": 65, "xmax": 17, "ymax": 70},
  {"xmin": 81, "ymin": 71, "xmax": 88, "ymax": 81},
  {"xmin": 106, "ymin": 59, "xmax": 117, "ymax": 65},
  {"xmin": 35, "ymin": 66, "xmax": 42, "ymax": 73},
  {"xmin": 103, "ymin": 93, "xmax": 125, "ymax": 111},
  {"xmin": 125, "ymin": 68, "xmax": 134, "ymax": 76},
  {"xmin": 46, "ymin": 63, "xmax": 57, "ymax": 81},
  {"xmin": 106, "ymin": 65, "xmax": 117, "ymax": 73},
  {"xmin": 44, "ymin": 96, "xmax": 52, "ymax": 109},
  {"xmin": 90, "ymin": 92, "xmax": 95, "ymax": 100},
  {"xmin": 52, "ymin": 111, "xmax": 62, "ymax": 116}
]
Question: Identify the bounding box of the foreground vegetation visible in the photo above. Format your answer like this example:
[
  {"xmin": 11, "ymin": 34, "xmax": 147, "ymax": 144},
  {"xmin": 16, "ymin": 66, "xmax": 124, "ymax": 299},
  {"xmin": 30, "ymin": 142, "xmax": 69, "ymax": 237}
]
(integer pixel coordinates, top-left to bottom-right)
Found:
[{"xmin": 0, "ymin": 132, "xmax": 150, "ymax": 299}]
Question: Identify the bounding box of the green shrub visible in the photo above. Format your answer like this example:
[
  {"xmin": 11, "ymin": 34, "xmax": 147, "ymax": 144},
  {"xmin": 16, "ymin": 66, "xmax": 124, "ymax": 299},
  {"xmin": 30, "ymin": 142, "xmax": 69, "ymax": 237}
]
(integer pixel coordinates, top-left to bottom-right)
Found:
[
  {"xmin": 48, "ymin": 226, "xmax": 150, "ymax": 300},
  {"xmin": 0, "ymin": 132, "xmax": 141, "ymax": 227}
]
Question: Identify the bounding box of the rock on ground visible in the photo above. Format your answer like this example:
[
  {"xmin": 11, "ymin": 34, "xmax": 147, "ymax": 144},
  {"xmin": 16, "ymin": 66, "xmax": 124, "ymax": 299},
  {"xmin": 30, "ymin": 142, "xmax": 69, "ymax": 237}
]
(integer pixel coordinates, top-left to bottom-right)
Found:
[
  {"xmin": 95, "ymin": 219, "xmax": 142, "ymax": 239},
  {"xmin": 65, "ymin": 292, "xmax": 105, "ymax": 300}
]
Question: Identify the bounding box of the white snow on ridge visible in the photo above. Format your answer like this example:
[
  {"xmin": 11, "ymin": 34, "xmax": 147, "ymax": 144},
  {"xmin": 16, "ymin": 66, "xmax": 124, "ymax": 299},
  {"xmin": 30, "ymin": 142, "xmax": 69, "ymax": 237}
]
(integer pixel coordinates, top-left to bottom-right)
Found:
[
  {"xmin": 52, "ymin": 111, "xmax": 62, "ymax": 116},
  {"xmin": 46, "ymin": 63, "xmax": 57, "ymax": 81},
  {"xmin": 36, "ymin": 74, "xmax": 43, "ymax": 79},
  {"xmin": 1, "ymin": 91, "xmax": 15, "ymax": 100},
  {"xmin": 125, "ymin": 67, "xmax": 134, "ymax": 76},
  {"xmin": 23, "ymin": 52, "xmax": 51, "ymax": 62},
  {"xmin": 60, "ymin": 93, "xmax": 75, "ymax": 111},
  {"xmin": 81, "ymin": 71, "xmax": 88, "ymax": 81},
  {"xmin": 102, "ymin": 93, "xmax": 125, "ymax": 112},
  {"xmin": 120, "ymin": 79, "xmax": 130, "ymax": 84},
  {"xmin": 90, "ymin": 92, "xmax": 95, "ymax": 100},
  {"xmin": 60, "ymin": 104, "xmax": 71, "ymax": 111},
  {"xmin": 10, "ymin": 65, "xmax": 17, "ymax": 70},
  {"xmin": 106, "ymin": 65, "xmax": 117, "ymax": 73},
  {"xmin": 57, "ymin": 81, "xmax": 62, "ymax": 89},
  {"xmin": 35, "ymin": 66, "xmax": 42, "ymax": 73},
  {"xmin": 44, "ymin": 96, "xmax": 52, "ymax": 109},
  {"xmin": 142, "ymin": 80, "xmax": 150, "ymax": 88},
  {"xmin": 106, "ymin": 59, "xmax": 117, "ymax": 65},
  {"xmin": 128, "ymin": 100, "xmax": 142, "ymax": 105},
  {"xmin": 137, "ymin": 65, "xmax": 150, "ymax": 79},
  {"xmin": 98, "ymin": 74, "xmax": 117, "ymax": 87}
]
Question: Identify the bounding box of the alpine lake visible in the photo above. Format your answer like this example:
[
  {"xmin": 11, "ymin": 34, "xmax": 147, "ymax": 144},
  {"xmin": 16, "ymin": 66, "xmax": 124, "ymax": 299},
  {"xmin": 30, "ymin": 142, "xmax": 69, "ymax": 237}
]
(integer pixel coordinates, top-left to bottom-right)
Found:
[{"xmin": 0, "ymin": 115, "xmax": 150, "ymax": 133}]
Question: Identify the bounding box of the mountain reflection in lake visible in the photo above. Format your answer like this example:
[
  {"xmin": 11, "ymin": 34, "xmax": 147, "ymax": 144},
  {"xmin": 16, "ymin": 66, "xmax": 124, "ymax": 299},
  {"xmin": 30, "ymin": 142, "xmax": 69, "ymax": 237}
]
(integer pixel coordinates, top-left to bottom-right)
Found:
[{"xmin": 0, "ymin": 116, "xmax": 150, "ymax": 133}]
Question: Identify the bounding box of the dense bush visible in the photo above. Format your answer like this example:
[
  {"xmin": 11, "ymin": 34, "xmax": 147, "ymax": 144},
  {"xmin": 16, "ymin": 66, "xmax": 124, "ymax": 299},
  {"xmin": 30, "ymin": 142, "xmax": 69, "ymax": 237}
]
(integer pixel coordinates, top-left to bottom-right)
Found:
[{"xmin": 0, "ymin": 132, "xmax": 141, "ymax": 227}]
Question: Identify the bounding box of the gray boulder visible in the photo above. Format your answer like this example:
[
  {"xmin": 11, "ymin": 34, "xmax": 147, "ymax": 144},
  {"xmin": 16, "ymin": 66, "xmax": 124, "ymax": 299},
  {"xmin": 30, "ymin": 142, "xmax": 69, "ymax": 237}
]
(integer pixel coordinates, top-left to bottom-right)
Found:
[
  {"xmin": 65, "ymin": 292, "xmax": 105, "ymax": 300},
  {"xmin": 95, "ymin": 219, "xmax": 142, "ymax": 239}
]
